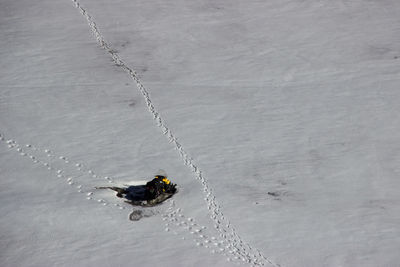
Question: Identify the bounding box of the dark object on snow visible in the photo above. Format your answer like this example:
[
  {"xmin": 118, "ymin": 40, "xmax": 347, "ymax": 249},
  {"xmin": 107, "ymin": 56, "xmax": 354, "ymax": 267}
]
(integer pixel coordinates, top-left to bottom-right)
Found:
[
  {"xmin": 96, "ymin": 175, "xmax": 177, "ymax": 207},
  {"xmin": 129, "ymin": 209, "xmax": 157, "ymax": 221},
  {"xmin": 144, "ymin": 175, "xmax": 177, "ymax": 201},
  {"xmin": 267, "ymin": 192, "xmax": 280, "ymax": 197}
]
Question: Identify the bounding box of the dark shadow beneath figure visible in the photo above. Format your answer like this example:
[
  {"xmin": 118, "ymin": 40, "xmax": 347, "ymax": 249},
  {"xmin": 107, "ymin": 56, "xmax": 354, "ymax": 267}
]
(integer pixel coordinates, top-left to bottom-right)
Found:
[
  {"xmin": 96, "ymin": 185, "xmax": 147, "ymax": 201},
  {"xmin": 96, "ymin": 185, "xmax": 175, "ymax": 207}
]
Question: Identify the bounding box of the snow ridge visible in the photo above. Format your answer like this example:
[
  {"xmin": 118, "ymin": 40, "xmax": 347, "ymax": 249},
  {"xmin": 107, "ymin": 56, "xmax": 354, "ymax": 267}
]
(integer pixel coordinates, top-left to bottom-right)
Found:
[{"xmin": 69, "ymin": 1, "xmax": 280, "ymax": 266}]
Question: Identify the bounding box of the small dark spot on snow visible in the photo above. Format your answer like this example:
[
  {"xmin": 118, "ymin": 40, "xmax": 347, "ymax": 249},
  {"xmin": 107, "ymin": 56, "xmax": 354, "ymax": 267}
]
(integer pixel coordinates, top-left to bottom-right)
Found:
[
  {"xmin": 129, "ymin": 100, "xmax": 136, "ymax": 107},
  {"xmin": 268, "ymin": 192, "xmax": 280, "ymax": 197},
  {"xmin": 125, "ymin": 83, "xmax": 129, "ymax": 86},
  {"xmin": 394, "ymin": 56, "xmax": 399, "ymax": 59}
]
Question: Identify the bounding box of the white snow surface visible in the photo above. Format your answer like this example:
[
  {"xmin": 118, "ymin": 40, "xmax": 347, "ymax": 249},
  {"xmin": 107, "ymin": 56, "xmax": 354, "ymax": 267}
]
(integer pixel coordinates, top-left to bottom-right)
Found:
[{"xmin": 1, "ymin": 0, "xmax": 400, "ymax": 266}]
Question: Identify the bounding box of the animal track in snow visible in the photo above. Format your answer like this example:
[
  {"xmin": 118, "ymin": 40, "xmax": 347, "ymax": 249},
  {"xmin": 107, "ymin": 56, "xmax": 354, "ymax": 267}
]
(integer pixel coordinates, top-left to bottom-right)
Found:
[
  {"xmin": 68, "ymin": 0, "xmax": 280, "ymax": 266},
  {"xmin": 0, "ymin": 136, "xmax": 126, "ymax": 211}
]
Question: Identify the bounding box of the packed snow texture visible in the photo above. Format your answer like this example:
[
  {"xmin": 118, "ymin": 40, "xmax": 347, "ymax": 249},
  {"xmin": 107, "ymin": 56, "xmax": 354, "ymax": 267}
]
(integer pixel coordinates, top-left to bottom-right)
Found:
[{"xmin": 1, "ymin": 0, "xmax": 400, "ymax": 266}]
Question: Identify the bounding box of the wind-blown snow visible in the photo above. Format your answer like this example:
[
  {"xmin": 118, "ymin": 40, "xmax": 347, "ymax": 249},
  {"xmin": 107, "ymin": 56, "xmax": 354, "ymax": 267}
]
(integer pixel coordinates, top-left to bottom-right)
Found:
[{"xmin": 1, "ymin": 0, "xmax": 400, "ymax": 266}]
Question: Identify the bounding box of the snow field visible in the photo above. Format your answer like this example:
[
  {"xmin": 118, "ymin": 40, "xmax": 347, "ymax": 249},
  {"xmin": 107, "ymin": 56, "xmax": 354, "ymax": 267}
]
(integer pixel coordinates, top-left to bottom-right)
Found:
[{"xmin": 2, "ymin": 0, "xmax": 400, "ymax": 266}]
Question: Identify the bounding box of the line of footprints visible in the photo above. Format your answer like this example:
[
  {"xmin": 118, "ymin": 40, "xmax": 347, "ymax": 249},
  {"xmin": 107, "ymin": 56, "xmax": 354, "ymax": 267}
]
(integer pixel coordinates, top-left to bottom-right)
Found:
[{"xmin": 67, "ymin": 0, "xmax": 277, "ymax": 265}]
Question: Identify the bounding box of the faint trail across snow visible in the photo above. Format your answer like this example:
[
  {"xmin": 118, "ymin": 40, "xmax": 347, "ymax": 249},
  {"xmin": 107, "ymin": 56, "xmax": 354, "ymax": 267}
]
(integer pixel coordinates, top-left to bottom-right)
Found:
[
  {"xmin": 69, "ymin": 1, "xmax": 280, "ymax": 266},
  {"xmin": 0, "ymin": 135, "xmax": 127, "ymax": 209}
]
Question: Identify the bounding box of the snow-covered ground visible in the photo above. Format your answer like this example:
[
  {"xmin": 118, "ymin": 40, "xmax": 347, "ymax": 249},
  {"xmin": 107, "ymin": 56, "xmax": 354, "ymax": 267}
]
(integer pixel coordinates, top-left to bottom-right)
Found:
[{"xmin": 1, "ymin": 0, "xmax": 400, "ymax": 266}]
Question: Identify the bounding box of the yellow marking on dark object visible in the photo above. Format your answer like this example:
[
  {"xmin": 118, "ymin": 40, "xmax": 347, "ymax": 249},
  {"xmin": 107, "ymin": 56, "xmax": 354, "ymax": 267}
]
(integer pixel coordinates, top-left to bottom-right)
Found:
[{"xmin": 155, "ymin": 175, "xmax": 171, "ymax": 184}]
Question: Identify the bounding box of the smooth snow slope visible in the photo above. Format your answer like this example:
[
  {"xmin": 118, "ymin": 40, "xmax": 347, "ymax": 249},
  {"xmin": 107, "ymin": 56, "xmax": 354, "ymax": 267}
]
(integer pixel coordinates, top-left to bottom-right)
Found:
[{"xmin": 1, "ymin": 0, "xmax": 400, "ymax": 267}]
